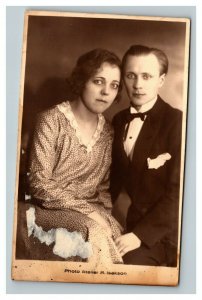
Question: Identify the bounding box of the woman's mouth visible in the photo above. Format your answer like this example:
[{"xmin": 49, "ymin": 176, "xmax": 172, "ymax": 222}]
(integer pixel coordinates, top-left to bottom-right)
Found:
[{"xmin": 96, "ymin": 99, "xmax": 108, "ymax": 103}]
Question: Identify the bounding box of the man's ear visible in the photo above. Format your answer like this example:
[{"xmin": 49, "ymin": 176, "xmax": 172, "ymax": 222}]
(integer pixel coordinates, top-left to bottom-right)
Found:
[{"xmin": 159, "ymin": 73, "xmax": 166, "ymax": 88}]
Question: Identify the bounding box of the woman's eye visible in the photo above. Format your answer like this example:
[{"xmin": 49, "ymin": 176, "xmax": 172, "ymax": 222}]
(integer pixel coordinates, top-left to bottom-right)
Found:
[
  {"xmin": 111, "ymin": 83, "xmax": 119, "ymax": 90},
  {"xmin": 93, "ymin": 79, "xmax": 103, "ymax": 85}
]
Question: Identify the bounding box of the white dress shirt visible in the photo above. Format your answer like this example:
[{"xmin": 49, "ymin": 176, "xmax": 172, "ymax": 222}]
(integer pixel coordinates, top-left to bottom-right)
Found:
[{"xmin": 124, "ymin": 97, "xmax": 157, "ymax": 160}]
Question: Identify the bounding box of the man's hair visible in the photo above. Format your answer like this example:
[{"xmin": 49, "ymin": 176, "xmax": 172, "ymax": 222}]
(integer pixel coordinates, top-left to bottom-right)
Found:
[
  {"xmin": 68, "ymin": 48, "xmax": 122, "ymax": 101},
  {"xmin": 122, "ymin": 45, "xmax": 169, "ymax": 76}
]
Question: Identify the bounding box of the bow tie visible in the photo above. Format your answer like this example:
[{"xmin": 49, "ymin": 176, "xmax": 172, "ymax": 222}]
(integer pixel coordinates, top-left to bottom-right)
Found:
[
  {"xmin": 123, "ymin": 110, "xmax": 150, "ymax": 142},
  {"xmin": 126, "ymin": 112, "xmax": 147, "ymax": 122}
]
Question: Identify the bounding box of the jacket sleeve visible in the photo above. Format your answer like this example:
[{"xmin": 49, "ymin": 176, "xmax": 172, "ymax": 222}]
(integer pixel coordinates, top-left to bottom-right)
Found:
[
  {"xmin": 28, "ymin": 111, "xmax": 98, "ymax": 215},
  {"xmin": 132, "ymin": 111, "xmax": 183, "ymax": 247},
  {"xmin": 110, "ymin": 115, "xmax": 125, "ymax": 203}
]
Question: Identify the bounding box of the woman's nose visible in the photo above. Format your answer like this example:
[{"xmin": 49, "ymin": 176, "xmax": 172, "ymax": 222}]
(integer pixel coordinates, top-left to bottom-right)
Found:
[{"xmin": 101, "ymin": 85, "xmax": 109, "ymax": 95}]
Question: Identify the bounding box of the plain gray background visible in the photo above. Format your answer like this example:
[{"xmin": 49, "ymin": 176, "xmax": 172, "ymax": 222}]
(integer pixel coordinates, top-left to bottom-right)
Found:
[{"xmin": 7, "ymin": 6, "xmax": 196, "ymax": 294}]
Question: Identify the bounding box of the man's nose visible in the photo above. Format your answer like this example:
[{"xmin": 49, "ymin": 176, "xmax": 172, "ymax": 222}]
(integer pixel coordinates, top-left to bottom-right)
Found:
[{"xmin": 133, "ymin": 77, "xmax": 142, "ymax": 89}]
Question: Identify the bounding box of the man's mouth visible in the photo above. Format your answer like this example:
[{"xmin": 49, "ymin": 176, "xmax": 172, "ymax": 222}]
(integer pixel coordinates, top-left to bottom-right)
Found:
[{"xmin": 133, "ymin": 93, "xmax": 145, "ymax": 97}]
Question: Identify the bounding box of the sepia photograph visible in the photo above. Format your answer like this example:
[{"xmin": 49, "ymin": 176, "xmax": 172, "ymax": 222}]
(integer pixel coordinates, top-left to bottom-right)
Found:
[{"xmin": 11, "ymin": 10, "xmax": 190, "ymax": 286}]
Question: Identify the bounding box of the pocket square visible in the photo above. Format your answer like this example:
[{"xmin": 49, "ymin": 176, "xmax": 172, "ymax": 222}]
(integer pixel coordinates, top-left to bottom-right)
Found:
[{"xmin": 147, "ymin": 153, "xmax": 171, "ymax": 169}]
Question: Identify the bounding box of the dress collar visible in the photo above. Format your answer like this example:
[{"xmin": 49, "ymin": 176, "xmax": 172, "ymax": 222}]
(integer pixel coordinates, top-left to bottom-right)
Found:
[{"xmin": 57, "ymin": 101, "xmax": 105, "ymax": 152}]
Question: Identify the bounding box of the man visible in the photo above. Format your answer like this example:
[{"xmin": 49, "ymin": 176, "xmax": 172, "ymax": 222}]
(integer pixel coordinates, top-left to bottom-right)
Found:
[{"xmin": 111, "ymin": 45, "xmax": 182, "ymax": 266}]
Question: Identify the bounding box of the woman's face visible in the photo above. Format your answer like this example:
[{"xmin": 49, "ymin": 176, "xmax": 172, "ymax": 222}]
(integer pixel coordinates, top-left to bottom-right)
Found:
[{"xmin": 80, "ymin": 62, "xmax": 121, "ymax": 114}]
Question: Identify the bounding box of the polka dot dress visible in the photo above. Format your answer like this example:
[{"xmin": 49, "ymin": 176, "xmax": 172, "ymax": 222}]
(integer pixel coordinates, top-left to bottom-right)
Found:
[{"xmin": 27, "ymin": 101, "xmax": 123, "ymax": 265}]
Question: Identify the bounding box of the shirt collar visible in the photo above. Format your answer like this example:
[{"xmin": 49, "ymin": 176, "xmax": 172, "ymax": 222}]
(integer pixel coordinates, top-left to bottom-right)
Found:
[{"xmin": 130, "ymin": 96, "xmax": 158, "ymax": 114}]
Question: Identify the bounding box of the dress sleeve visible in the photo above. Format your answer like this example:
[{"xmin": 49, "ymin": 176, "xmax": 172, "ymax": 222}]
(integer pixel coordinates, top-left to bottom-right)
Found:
[
  {"xmin": 97, "ymin": 168, "xmax": 112, "ymax": 212},
  {"xmin": 96, "ymin": 122, "xmax": 113, "ymax": 212},
  {"xmin": 28, "ymin": 110, "xmax": 97, "ymax": 215}
]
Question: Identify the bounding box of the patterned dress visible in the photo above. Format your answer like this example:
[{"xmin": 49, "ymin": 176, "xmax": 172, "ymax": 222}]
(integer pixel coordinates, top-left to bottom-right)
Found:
[{"xmin": 27, "ymin": 101, "xmax": 123, "ymax": 267}]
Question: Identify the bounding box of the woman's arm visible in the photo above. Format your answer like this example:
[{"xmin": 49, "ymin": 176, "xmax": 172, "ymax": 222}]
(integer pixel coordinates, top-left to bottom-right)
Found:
[
  {"xmin": 88, "ymin": 211, "xmax": 112, "ymax": 236},
  {"xmin": 97, "ymin": 169, "xmax": 113, "ymax": 212},
  {"xmin": 28, "ymin": 110, "xmax": 98, "ymax": 215}
]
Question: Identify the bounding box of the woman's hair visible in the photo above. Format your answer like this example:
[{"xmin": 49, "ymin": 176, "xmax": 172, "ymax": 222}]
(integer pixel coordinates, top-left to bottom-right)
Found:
[
  {"xmin": 122, "ymin": 45, "xmax": 169, "ymax": 76},
  {"xmin": 68, "ymin": 48, "xmax": 122, "ymax": 101}
]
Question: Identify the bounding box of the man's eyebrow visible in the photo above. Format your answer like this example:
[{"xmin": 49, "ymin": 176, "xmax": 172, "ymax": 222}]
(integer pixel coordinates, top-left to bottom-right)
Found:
[{"xmin": 142, "ymin": 72, "xmax": 153, "ymax": 75}]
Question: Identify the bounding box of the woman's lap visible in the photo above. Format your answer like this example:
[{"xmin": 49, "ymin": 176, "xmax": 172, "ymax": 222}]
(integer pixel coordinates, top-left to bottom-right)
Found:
[
  {"xmin": 16, "ymin": 201, "xmax": 123, "ymax": 264},
  {"xmin": 34, "ymin": 204, "xmax": 91, "ymax": 240},
  {"xmin": 16, "ymin": 201, "xmax": 81, "ymax": 260},
  {"xmin": 16, "ymin": 201, "xmax": 94, "ymax": 260}
]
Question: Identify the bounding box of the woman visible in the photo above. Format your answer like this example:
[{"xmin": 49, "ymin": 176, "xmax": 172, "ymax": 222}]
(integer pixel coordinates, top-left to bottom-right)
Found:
[{"xmin": 26, "ymin": 48, "xmax": 123, "ymax": 267}]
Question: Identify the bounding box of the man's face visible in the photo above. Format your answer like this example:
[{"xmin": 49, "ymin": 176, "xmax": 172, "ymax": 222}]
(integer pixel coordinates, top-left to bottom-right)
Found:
[{"xmin": 123, "ymin": 53, "xmax": 165, "ymax": 109}]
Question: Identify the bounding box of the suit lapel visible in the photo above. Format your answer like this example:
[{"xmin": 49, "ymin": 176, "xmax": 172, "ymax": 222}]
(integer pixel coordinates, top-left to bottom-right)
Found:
[
  {"xmin": 115, "ymin": 108, "xmax": 130, "ymax": 170},
  {"xmin": 131, "ymin": 97, "xmax": 166, "ymax": 175}
]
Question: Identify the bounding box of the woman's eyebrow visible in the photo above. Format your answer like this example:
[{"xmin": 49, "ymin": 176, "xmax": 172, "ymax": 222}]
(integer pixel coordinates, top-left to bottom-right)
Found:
[{"xmin": 94, "ymin": 76, "xmax": 120, "ymax": 83}]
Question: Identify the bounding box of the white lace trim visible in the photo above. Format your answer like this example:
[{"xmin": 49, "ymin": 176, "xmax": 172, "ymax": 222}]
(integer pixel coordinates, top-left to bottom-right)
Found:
[
  {"xmin": 26, "ymin": 207, "xmax": 93, "ymax": 259},
  {"xmin": 57, "ymin": 101, "xmax": 105, "ymax": 152}
]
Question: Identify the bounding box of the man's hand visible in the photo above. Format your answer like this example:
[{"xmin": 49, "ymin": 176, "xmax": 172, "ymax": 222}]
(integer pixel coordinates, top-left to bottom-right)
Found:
[
  {"xmin": 115, "ymin": 232, "xmax": 141, "ymax": 256},
  {"xmin": 88, "ymin": 211, "xmax": 112, "ymax": 236}
]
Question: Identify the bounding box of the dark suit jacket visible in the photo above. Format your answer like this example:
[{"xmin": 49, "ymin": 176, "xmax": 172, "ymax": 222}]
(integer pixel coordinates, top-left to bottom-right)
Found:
[{"xmin": 111, "ymin": 96, "xmax": 182, "ymax": 249}]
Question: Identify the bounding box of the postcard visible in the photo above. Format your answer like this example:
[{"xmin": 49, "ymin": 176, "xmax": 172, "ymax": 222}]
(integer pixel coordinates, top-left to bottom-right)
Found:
[{"xmin": 12, "ymin": 10, "xmax": 190, "ymax": 285}]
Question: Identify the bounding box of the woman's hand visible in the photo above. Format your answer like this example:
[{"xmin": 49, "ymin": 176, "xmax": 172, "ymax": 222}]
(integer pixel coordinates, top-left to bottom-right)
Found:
[
  {"xmin": 115, "ymin": 233, "xmax": 141, "ymax": 256},
  {"xmin": 88, "ymin": 211, "xmax": 112, "ymax": 236}
]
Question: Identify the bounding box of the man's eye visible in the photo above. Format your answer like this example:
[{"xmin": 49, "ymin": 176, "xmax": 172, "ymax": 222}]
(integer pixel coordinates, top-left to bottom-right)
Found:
[
  {"xmin": 93, "ymin": 79, "xmax": 103, "ymax": 85},
  {"xmin": 142, "ymin": 74, "xmax": 152, "ymax": 80},
  {"xmin": 126, "ymin": 73, "xmax": 135, "ymax": 79},
  {"xmin": 111, "ymin": 83, "xmax": 119, "ymax": 90}
]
